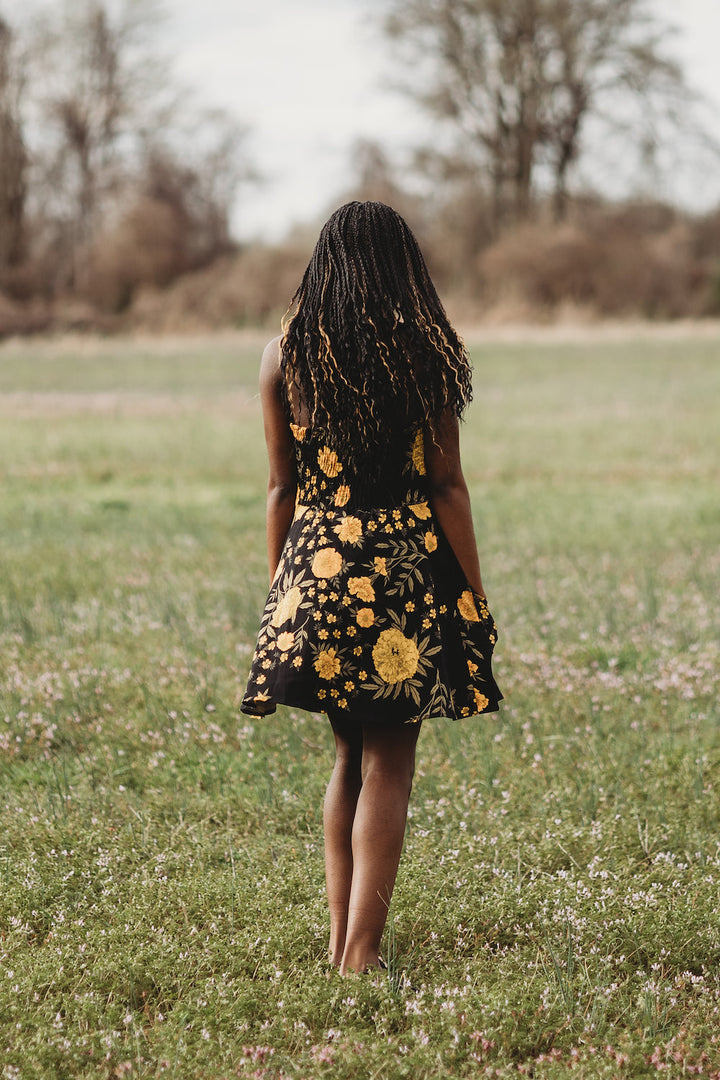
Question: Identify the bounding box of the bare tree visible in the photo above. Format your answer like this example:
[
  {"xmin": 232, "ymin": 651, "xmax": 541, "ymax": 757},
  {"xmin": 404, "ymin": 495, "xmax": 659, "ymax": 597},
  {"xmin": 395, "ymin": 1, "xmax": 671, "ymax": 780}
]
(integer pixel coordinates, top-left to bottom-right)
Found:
[
  {"xmin": 141, "ymin": 106, "xmax": 252, "ymax": 270},
  {"xmin": 0, "ymin": 16, "xmax": 27, "ymax": 275},
  {"xmin": 28, "ymin": 0, "xmax": 171, "ymax": 289},
  {"xmin": 385, "ymin": 0, "xmax": 694, "ymax": 232}
]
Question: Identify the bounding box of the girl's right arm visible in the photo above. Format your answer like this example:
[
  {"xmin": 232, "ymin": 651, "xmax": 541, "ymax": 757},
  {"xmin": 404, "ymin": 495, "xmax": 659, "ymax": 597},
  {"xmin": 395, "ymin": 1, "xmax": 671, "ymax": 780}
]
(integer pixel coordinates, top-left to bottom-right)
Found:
[{"xmin": 425, "ymin": 409, "xmax": 486, "ymax": 599}]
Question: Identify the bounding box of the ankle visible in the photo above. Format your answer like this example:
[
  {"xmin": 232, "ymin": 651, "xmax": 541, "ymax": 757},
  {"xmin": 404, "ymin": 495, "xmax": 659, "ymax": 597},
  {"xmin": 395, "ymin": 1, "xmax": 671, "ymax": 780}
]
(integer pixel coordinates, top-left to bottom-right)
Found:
[{"xmin": 339, "ymin": 938, "xmax": 383, "ymax": 975}]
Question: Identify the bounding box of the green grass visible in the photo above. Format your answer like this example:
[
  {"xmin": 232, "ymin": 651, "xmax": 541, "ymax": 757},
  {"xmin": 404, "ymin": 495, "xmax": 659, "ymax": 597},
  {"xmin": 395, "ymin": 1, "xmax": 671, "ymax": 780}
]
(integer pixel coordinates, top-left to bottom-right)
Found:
[{"xmin": 1, "ymin": 331, "xmax": 719, "ymax": 1078}]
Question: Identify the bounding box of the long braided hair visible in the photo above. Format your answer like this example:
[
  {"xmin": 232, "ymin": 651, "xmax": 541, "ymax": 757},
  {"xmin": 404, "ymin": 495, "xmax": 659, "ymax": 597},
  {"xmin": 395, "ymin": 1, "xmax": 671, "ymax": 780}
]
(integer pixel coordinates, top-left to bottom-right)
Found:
[{"xmin": 280, "ymin": 201, "xmax": 472, "ymax": 472}]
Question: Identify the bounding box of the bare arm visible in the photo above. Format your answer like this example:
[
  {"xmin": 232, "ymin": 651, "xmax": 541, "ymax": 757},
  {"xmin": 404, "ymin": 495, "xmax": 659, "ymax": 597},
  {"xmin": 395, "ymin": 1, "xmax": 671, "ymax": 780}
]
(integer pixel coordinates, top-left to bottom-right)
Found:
[
  {"xmin": 259, "ymin": 336, "xmax": 297, "ymax": 583},
  {"xmin": 425, "ymin": 409, "xmax": 486, "ymax": 599}
]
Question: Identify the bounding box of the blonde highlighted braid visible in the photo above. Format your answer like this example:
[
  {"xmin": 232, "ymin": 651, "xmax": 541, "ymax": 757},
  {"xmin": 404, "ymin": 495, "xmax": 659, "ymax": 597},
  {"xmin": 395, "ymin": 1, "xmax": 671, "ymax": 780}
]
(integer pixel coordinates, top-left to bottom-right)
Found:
[{"xmin": 280, "ymin": 201, "xmax": 472, "ymax": 472}]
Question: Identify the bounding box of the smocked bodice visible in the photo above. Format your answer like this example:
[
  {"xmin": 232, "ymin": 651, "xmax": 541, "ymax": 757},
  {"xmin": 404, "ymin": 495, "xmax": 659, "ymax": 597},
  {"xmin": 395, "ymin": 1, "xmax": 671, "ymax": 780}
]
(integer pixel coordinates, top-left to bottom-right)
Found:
[{"xmin": 290, "ymin": 421, "xmax": 429, "ymax": 512}]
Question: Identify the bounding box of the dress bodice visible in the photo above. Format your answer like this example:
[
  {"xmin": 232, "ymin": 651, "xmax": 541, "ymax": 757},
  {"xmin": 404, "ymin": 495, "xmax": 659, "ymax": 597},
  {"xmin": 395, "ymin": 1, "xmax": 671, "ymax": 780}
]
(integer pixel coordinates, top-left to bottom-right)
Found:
[{"xmin": 290, "ymin": 421, "xmax": 428, "ymax": 512}]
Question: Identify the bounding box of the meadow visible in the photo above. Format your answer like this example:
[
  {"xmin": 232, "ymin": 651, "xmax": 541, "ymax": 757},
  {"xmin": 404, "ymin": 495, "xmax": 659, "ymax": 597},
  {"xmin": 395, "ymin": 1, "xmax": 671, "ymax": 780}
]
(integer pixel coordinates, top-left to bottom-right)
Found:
[{"xmin": 1, "ymin": 329, "xmax": 719, "ymax": 1079}]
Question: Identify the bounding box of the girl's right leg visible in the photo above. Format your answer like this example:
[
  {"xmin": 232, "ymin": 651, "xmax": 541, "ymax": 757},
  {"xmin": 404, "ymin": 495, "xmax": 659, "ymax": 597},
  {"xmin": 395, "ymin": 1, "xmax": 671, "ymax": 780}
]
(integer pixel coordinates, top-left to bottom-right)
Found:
[{"xmin": 339, "ymin": 721, "xmax": 421, "ymax": 975}]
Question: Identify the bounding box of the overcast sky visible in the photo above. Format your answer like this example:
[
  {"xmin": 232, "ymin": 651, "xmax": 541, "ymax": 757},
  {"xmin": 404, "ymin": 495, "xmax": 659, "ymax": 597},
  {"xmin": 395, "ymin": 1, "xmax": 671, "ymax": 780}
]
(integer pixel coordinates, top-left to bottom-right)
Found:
[
  {"xmin": 158, "ymin": 0, "xmax": 720, "ymax": 241},
  {"xmin": 10, "ymin": 0, "xmax": 720, "ymax": 240}
]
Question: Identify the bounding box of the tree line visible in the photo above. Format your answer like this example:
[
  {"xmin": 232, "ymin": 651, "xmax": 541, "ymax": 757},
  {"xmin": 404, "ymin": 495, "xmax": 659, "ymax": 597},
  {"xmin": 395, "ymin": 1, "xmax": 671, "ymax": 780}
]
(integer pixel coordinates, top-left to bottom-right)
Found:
[
  {"xmin": 0, "ymin": 0, "xmax": 249, "ymax": 327},
  {"xmin": 1, "ymin": 0, "xmax": 719, "ymax": 335}
]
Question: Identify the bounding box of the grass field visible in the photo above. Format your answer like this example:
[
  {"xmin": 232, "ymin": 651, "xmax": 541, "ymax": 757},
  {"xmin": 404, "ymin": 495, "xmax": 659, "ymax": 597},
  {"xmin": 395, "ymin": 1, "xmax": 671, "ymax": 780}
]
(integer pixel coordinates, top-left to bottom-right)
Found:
[{"xmin": 1, "ymin": 330, "xmax": 719, "ymax": 1079}]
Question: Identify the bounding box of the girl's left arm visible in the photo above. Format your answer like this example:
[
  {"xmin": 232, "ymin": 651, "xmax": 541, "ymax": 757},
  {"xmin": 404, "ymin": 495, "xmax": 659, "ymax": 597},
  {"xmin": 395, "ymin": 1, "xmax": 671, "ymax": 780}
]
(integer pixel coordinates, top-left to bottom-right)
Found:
[{"xmin": 259, "ymin": 337, "xmax": 297, "ymax": 583}]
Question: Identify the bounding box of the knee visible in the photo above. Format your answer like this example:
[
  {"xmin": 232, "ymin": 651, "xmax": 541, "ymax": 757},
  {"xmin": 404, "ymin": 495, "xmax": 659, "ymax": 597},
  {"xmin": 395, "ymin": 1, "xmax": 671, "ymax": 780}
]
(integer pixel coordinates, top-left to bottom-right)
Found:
[
  {"xmin": 334, "ymin": 744, "xmax": 363, "ymax": 782},
  {"xmin": 363, "ymin": 751, "xmax": 416, "ymax": 796}
]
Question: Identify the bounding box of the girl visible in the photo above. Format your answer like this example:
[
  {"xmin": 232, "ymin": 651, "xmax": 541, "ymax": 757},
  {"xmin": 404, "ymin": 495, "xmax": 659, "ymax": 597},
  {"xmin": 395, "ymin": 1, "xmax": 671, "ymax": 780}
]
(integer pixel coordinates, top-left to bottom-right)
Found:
[{"xmin": 242, "ymin": 201, "xmax": 501, "ymax": 974}]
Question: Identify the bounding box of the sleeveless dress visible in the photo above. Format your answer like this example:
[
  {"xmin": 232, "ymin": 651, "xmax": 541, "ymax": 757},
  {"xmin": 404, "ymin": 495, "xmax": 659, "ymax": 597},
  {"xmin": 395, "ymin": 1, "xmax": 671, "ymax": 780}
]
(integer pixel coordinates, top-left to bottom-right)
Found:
[{"xmin": 241, "ymin": 421, "xmax": 502, "ymax": 724}]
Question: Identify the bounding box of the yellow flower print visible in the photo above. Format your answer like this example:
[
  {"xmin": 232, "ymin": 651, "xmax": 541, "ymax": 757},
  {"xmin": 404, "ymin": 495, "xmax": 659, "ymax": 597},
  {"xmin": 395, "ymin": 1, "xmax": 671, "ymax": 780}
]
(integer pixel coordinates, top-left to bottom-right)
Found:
[
  {"xmin": 292, "ymin": 656, "xmax": 303, "ymax": 668},
  {"xmin": 334, "ymin": 484, "xmax": 351, "ymax": 507},
  {"xmin": 255, "ymin": 673, "xmax": 266, "ymax": 684},
  {"xmin": 359, "ymin": 670, "xmax": 368, "ymax": 680},
  {"xmin": 334, "ymin": 516, "xmax": 363, "ymax": 545},
  {"xmin": 409, "ymin": 501, "xmax": 431, "ymax": 520},
  {"xmin": 318, "ymin": 629, "xmax": 329, "ymax": 639},
  {"xmin": 457, "ymin": 590, "xmax": 480, "ymax": 622},
  {"xmin": 468, "ymin": 660, "xmax": 478, "ymax": 675},
  {"xmin": 374, "ymin": 556, "xmax": 388, "ymax": 576},
  {"xmin": 344, "ymin": 681, "xmax": 354, "ymax": 692},
  {"xmin": 276, "ymin": 631, "xmax": 294, "ymax": 651},
  {"xmin": 338, "ymin": 698, "xmax": 348, "ymax": 709},
  {"xmin": 312, "ymin": 547, "xmax": 343, "ymax": 579},
  {"xmin": 272, "ymin": 585, "xmax": 302, "ymax": 626},
  {"xmin": 318, "ymin": 446, "xmax": 343, "ymax": 477},
  {"xmin": 372, "ymin": 628, "xmax": 420, "ymax": 684},
  {"xmin": 290, "ymin": 423, "xmax": 307, "ymax": 441},
  {"xmin": 411, "ymin": 429, "xmax": 426, "ymax": 475},
  {"xmin": 356, "ymin": 608, "xmax": 375, "ymax": 628},
  {"xmin": 405, "ymin": 601, "xmax": 415, "ymax": 612},
  {"xmin": 474, "ymin": 690, "xmax": 489, "ymax": 711},
  {"xmin": 424, "ymin": 531, "xmax": 438, "ymax": 552},
  {"xmin": 348, "ymin": 577, "xmax": 375, "ymax": 602},
  {"xmin": 293, "ymin": 503, "xmax": 308, "ymax": 521},
  {"xmin": 314, "ymin": 648, "xmax": 341, "ymax": 680}
]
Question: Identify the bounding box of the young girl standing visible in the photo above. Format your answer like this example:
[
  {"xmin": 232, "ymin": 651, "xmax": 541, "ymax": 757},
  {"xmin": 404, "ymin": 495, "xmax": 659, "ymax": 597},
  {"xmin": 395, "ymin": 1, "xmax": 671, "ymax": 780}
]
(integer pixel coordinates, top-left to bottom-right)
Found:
[{"xmin": 242, "ymin": 201, "xmax": 501, "ymax": 974}]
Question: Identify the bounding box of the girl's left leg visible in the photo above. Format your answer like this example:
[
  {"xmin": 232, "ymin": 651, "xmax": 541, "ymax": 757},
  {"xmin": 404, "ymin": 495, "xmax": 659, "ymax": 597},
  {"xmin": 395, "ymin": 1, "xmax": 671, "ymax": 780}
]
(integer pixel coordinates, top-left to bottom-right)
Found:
[{"xmin": 324, "ymin": 714, "xmax": 363, "ymax": 966}]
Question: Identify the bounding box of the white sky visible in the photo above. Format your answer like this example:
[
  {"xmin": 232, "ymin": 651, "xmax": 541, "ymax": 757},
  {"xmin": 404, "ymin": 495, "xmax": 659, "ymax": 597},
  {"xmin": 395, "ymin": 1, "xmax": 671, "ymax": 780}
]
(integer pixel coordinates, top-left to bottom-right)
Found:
[
  {"xmin": 166, "ymin": 0, "xmax": 424, "ymax": 241},
  {"xmin": 9, "ymin": 0, "xmax": 720, "ymax": 240},
  {"xmin": 161, "ymin": 0, "xmax": 720, "ymax": 241}
]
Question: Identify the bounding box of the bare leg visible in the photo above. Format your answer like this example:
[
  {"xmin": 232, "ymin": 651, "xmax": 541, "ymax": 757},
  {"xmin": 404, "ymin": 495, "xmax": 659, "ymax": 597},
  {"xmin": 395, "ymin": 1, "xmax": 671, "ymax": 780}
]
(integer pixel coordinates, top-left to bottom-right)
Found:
[
  {"xmin": 339, "ymin": 721, "xmax": 421, "ymax": 975},
  {"xmin": 324, "ymin": 715, "xmax": 363, "ymax": 966}
]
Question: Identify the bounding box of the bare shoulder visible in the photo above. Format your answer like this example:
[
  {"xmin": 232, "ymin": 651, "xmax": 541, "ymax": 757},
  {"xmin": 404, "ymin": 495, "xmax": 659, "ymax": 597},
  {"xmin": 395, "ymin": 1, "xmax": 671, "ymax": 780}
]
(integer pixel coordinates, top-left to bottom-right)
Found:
[{"xmin": 259, "ymin": 335, "xmax": 283, "ymax": 390}]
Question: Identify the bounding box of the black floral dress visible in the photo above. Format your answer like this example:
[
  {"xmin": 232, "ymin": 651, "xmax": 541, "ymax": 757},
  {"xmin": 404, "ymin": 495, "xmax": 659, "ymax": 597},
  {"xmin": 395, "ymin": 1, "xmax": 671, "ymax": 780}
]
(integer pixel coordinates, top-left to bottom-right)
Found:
[{"xmin": 241, "ymin": 421, "xmax": 502, "ymax": 724}]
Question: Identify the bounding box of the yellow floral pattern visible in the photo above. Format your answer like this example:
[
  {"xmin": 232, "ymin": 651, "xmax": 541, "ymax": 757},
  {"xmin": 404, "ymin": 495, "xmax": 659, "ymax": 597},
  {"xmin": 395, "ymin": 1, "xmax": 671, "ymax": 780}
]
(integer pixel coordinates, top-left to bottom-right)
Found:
[
  {"xmin": 318, "ymin": 446, "xmax": 343, "ymax": 477},
  {"xmin": 347, "ymin": 576, "xmax": 375, "ymax": 602},
  {"xmin": 311, "ymin": 547, "xmax": 343, "ymax": 579},
  {"xmin": 334, "ymin": 516, "xmax": 363, "ymax": 544},
  {"xmin": 272, "ymin": 585, "xmax": 302, "ymax": 626},
  {"xmin": 314, "ymin": 648, "xmax": 341, "ymax": 680},
  {"xmin": 411, "ymin": 429, "xmax": 426, "ymax": 475},
  {"xmin": 457, "ymin": 590, "xmax": 480, "ymax": 622},
  {"xmin": 372, "ymin": 628, "xmax": 419, "ymax": 683},
  {"xmin": 241, "ymin": 420, "xmax": 501, "ymax": 721}
]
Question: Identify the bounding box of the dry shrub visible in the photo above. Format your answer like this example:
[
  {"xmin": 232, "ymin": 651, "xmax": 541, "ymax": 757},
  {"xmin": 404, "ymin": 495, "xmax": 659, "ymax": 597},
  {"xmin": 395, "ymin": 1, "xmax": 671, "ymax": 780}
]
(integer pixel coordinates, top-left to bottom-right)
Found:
[
  {"xmin": 479, "ymin": 224, "xmax": 599, "ymax": 311},
  {"xmin": 0, "ymin": 290, "xmax": 52, "ymax": 336},
  {"xmin": 82, "ymin": 198, "xmax": 190, "ymax": 313},
  {"xmin": 128, "ymin": 243, "xmax": 309, "ymax": 332},
  {"xmin": 478, "ymin": 214, "xmax": 707, "ymax": 319}
]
